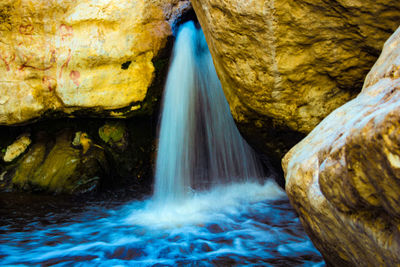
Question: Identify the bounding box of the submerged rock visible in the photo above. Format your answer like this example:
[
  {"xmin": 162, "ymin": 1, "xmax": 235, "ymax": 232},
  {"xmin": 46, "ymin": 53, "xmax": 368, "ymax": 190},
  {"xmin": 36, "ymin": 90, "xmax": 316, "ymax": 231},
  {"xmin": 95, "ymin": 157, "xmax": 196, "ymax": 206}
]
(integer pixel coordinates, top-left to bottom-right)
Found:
[
  {"xmin": 191, "ymin": 0, "xmax": 400, "ymax": 164},
  {"xmin": 0, "ymin": 0, "xmax": 190, "ymax": 125},
  {"xmin": 283, "ymin": 27, "xmax": 400, "ymax": 266}
]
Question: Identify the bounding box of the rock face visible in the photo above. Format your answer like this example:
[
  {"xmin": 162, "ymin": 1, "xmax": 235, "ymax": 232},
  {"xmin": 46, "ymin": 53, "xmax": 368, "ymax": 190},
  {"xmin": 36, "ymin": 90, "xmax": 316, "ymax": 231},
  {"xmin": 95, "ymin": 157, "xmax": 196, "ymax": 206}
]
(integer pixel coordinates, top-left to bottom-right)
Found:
[
  {"xmin": 0, "ymin": 117, "xmax": 156, "ymax": 194},
  {"xmin": 283, "ymin": 26, "xmax": 400, "ymax": 266},
  {"xmin": 0, "ymin": 0, "xmax": 190, "ymax": 125},
  {"xmin": 191, "ymin": 0, "xmax": 400, "ymax": 163}
]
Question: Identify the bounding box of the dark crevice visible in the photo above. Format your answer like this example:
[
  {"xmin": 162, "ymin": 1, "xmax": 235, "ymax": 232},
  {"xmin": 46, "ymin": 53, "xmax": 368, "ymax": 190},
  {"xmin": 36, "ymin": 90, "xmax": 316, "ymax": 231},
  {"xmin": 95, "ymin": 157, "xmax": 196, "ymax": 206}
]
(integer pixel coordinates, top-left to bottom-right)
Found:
[
  {"xmin": 121, "ymin": 61, "xmax": 131, "ymax": 70},
  {"xmin": 172, "ymin": 8, "xmax": 199, "ymax": 34}
]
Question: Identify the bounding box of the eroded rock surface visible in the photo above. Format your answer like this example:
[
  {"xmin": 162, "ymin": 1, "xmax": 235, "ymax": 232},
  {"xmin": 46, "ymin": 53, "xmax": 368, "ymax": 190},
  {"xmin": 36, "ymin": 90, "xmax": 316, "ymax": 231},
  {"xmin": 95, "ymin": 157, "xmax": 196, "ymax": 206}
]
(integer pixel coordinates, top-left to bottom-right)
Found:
[
  {"xmin": 283, "ymin": 26, "xmax": 400, "ymax": 266},
  {"xmin": 0, "ymin": 117, "xmax": 156, "ymax": 194},
  {"xmin": 3, "ymin": 135, "xmax": 31, "ymax": 162},
  {"xmin": 0, "ymin": 0, "xmax": 190, "ymax": 125},
  {"xmin": 191, "ymin": 0, "xmax": 400, "ymax": 162}
]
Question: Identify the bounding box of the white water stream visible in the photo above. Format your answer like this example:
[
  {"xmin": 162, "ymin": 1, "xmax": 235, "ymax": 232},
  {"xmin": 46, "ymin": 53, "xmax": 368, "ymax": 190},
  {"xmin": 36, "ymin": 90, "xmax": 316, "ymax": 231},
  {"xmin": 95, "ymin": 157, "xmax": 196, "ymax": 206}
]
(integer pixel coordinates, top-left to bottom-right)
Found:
[{"xmin": 154, "ymin": 21, "xmax": 264, "ymax": 203}]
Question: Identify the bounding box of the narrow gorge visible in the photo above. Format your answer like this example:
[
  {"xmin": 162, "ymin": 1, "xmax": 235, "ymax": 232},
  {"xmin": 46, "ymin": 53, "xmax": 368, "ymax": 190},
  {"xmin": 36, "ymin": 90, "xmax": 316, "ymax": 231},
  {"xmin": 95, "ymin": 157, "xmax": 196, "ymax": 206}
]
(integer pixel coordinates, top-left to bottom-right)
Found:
[{"xmin": 1, "ymin": 0, "xmax": 400, "ymax": 266}]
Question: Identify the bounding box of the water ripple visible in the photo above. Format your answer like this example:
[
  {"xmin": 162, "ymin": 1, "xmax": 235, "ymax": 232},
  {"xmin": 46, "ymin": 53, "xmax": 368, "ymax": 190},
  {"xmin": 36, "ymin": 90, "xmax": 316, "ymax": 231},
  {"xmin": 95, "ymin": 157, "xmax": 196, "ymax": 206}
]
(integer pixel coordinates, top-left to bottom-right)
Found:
[{"xmin": 0, "ymin": 181, "xmax": 324, "ymax": 266}]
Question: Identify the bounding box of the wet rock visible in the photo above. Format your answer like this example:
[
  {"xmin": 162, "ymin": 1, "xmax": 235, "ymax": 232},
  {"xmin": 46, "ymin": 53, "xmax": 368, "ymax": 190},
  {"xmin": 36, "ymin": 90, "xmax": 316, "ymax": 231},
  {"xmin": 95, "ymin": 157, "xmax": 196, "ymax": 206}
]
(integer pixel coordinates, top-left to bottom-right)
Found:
[
  {"xmin": 99, "ymin": 122, "xmax": 128, "ymax": 151},
  {"xmin": 0, "ymin": 116, "xmax": 156, "ymax": 195},
  {"xmin": 98, "ymin": 120, "xmax": 155, "ymax": 182},
  {"xmin": 3, "ymin": 134, "xmax": 31, "ymax": 162},
  {"xmin": 0, "ymin": 0, "xmax": 190, "ymax": 125},
  {"xmin": 283, "ymin": 26, "xmax": 400, "ymax": 266},
  {"xmin": 72, "ymin": 131, "xmax": 94, "ymax": 154},
  {"xmin": 191, "ymin": 0, "xmax": 400, "ymax": 164},
  {"xmin": 11, "ymin": 130, "xmax": 107, "ymax": 194}
]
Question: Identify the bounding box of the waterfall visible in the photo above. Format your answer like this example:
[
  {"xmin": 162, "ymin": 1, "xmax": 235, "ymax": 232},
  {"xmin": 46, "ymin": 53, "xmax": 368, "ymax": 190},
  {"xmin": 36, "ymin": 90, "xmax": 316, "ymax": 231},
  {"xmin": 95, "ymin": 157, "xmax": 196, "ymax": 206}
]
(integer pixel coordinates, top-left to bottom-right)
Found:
[{"xmin": 154, "ymin": 21, "xmax": 265, "ymax": 203}]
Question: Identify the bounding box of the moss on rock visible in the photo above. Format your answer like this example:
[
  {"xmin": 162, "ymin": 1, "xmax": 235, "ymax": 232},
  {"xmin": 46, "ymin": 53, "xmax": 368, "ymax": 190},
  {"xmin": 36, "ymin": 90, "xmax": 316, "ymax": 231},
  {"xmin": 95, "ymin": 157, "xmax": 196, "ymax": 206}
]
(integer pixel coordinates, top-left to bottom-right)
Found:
[
  {"xmin": 99, "ymin": 122, "xmax": 127, "ymax": 150},
  {"xmin": 11, "ymin": 130, "xmax": 107, "ymax": 194}
]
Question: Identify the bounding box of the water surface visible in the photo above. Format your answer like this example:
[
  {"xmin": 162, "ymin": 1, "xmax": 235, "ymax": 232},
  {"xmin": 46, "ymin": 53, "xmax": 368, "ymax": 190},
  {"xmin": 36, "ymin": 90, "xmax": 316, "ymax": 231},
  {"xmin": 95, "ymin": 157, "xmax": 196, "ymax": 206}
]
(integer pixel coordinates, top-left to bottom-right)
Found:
[{"xmin": 0, "ymin": 181, "xmax": 324, "ymax": 266}]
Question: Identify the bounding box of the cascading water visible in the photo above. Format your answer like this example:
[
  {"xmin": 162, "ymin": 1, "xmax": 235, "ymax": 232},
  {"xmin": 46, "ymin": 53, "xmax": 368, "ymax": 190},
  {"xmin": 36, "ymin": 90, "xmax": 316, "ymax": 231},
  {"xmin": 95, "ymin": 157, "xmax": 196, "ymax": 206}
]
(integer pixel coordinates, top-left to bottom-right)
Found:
[
  {"xmin": 154, "ymin": 21, "xmax": 264, "ymax": 203},
  {"xmin": 0, "ymin": 21, "xmax": 325, "ymax": 266}
]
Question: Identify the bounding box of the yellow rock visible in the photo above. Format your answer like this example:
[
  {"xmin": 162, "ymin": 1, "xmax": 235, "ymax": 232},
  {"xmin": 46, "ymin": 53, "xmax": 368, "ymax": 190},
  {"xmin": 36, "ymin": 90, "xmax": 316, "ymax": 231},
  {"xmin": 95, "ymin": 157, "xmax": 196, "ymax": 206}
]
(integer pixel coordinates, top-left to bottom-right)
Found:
[
  {"xmin": 72, "ymin": 131, "xmax": 92, "ymax": 154},
  {"xmin": 0, "ymin": 0, "xmax": 191, "ymax": 124},
  {"xmin": 80, "ymin": 133, "xmax": 91, "ymax": 154},
  {"xmin": 191, "ymin": 0, "xmax": 400, "ymax": 161},
  {"xmin": 3, "ymin": 135, "xmax": 31, "ymax": 162},
  {"xmin": 283, "ymin": 26, "xmax": 400, "ymax": 266}
]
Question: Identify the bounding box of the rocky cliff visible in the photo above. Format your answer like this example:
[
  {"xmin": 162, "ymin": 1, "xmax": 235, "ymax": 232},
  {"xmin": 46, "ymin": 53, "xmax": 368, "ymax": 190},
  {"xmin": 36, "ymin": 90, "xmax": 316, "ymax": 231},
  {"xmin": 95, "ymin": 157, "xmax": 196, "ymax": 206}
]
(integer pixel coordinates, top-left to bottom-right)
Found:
[
  {"xmin": 191, "ymin": 0, "xmax": 400, "ymax": 164},
  {"xmin": 283, "ymin": 26, "xmax": 400, "ymax": 266},
  {"xmin": 0, "ymin": 0, "xmax": 190, "ymax": 125}
]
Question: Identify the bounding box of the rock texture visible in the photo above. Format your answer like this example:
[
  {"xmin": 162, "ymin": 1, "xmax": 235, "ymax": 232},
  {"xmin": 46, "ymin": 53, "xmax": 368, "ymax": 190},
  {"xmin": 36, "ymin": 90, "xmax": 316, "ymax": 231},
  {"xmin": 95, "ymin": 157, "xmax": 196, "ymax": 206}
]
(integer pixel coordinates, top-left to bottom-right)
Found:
[
  {"xmin": 0, "ymin": 0, "xmax": 190, "ymax": 125},
  {"xmin": 3, "ymin": 134, "xmax": 31, "ymax": 162},
  {"xmin": 0, "ymin": 117, "xmax": 156, "ymax": 194},
  {"xmin": 283, "ymin": 26, "xmax": 400, "ymax": 266},
  {"xmin": 10, "ymin": 130, "xmax": 107, "ymax": 194},
  {"xmin": 98, "ymin": 120, "xmax": 154, "ymax": 180},
  {"xmin": 191, "ymin": 0, "xmax": 400, "ymax": 162}
]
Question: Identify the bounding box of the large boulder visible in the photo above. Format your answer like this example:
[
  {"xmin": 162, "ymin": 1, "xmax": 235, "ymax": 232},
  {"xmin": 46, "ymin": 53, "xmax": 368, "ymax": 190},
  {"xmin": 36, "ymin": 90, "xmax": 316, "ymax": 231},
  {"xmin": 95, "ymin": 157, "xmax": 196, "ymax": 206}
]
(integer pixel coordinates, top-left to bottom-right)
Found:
[
  {"xmin": 283, "ymin": 26, "xmax": 400, "ymax": 266},
  {"xmin": 191, "ymin": 0, "xmax": 400, "ymax": 163},
  {"xmin": 0, "ymin": 0, "xmax": 190, "ymax": 125}
]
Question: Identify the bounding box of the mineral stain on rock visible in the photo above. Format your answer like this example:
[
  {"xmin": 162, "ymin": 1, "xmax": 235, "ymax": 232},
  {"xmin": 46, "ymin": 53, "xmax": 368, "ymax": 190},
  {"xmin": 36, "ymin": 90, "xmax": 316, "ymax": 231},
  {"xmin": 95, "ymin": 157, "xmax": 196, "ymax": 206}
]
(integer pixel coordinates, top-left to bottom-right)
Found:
[
  {"xmin": 0, "ymin": 0, "xmax": 191, "ymax": 125},
  {"xmin": 69, "ymin": 70, "xmax": 80, "ymax": 87}
]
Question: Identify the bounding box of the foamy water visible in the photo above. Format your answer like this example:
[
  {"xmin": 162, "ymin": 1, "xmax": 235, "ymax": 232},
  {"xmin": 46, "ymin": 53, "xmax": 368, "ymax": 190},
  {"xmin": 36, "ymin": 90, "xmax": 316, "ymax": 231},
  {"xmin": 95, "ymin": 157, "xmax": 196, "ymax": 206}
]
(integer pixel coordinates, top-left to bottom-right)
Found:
[
  {"xmin": 0, "ymin": 181, "xmax": 324, "ymax": 266},
  {"xmin": 127, "ymin": 181, "xmax": 285, "ymax": 227}
]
